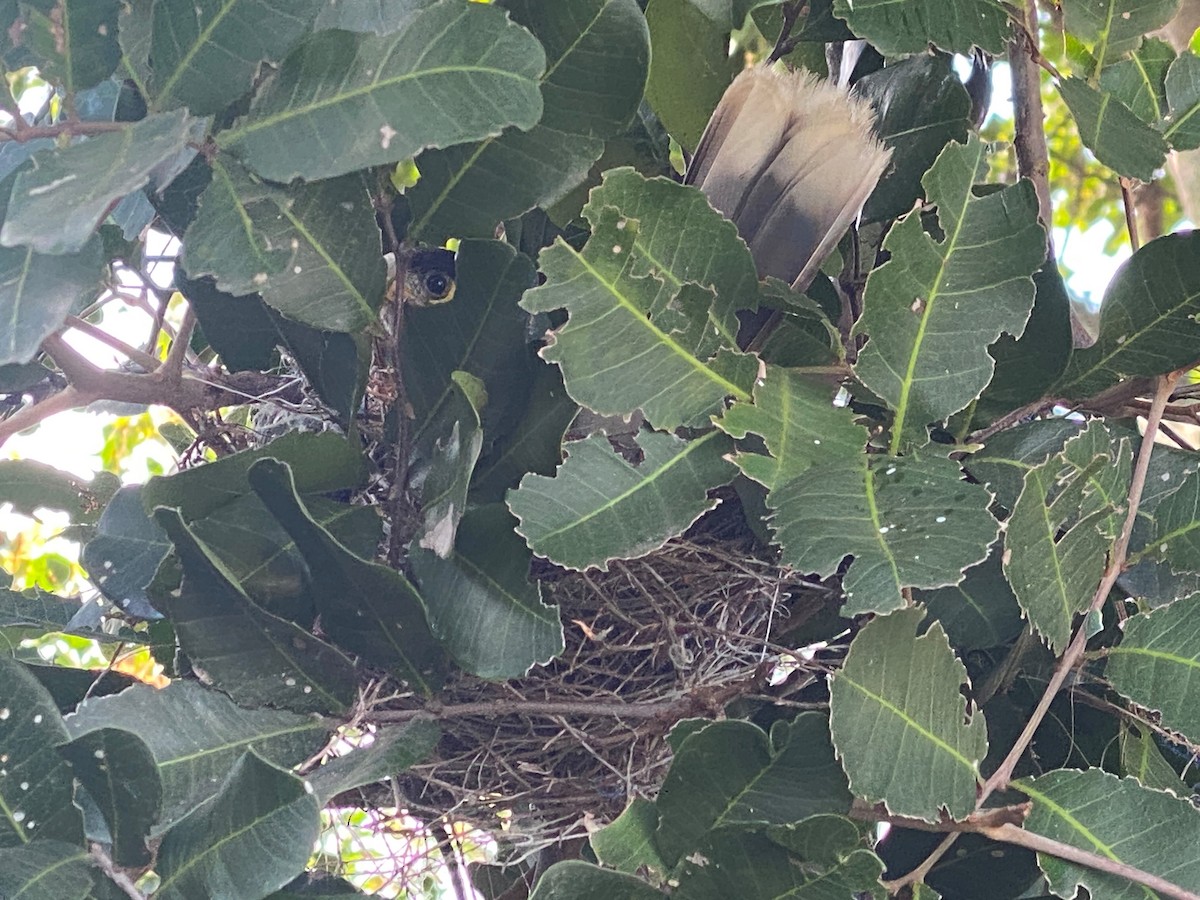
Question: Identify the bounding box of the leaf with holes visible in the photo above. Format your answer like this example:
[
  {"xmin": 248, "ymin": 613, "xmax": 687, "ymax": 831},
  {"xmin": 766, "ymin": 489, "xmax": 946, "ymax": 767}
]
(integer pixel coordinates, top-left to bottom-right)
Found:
[{"xmin": 831, "ymin": 0, "xmax": 1009, "ymax": 55}]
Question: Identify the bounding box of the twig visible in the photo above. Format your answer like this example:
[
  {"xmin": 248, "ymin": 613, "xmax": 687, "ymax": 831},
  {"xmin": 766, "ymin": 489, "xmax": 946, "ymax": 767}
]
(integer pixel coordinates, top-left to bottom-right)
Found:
[
  {"xmin": 371, "ymin": 696, "xmax": 717, "ymax": 724},
  {"xmin": 1008, "ymin": 0, "xmax": 1054, "ymax": 256},
  {"xmin": 1120, "ymin": 177, "xmax": 1142, "ymax": 251},
  {"xmin": 0, "ymin": 119, "xmax": 126, "ymax": 143},
  {"xmin": 851, "ymin": 800, "xmax": 1030, "ymax": 833},
  {"xmin": 65, "ymin": 315, "xmax": 161, "ymax": 371},
  {"xmin": 89, "ymin": 844, "xmax": 145, "ymax": 899},
  {"xmin": 160, "ymin": 303, "xmax": 196, "ymax": 383},
  {"xmin": 967, "ymin": 397, "xmax": 1059, "ymax": 445},
  {"xmin": 978, "ymin": 823, "xmax": 1200, "ymax": 900},
  {"xmin": 766, "ymin": 1, "xmax": 805, "ymax": 64}
]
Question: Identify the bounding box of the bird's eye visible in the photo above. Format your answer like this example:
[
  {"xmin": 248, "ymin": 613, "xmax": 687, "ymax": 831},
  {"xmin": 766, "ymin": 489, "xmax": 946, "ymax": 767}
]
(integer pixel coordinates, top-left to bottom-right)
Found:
[{"xmin": 424, "ymin": 273, "xmax": 450, "ymax": 297}]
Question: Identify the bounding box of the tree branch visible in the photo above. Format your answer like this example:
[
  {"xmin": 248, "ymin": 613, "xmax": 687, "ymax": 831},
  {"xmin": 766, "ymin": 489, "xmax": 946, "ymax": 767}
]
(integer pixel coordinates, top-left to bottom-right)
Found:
[
  {"xmin": 0, "ymin": 119, "xmax": 126, "ymax": 143},
  {"xmin": 1009, "ymin": 0, "xmax": 1054, "ymax": 250},
  {"xmin": 978, "ymin": 823, "xmax": 1200, "ymax": 900},
  {"xmin": 65, "ymin": 315, "xmax": 162, "ymax": 371}
]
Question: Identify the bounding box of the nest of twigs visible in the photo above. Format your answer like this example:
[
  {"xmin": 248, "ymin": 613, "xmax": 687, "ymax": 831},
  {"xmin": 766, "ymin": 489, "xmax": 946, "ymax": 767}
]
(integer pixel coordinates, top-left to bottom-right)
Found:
[{"xmin": 377, "ymin": 502, "xmax": 835, "ymax": 862}]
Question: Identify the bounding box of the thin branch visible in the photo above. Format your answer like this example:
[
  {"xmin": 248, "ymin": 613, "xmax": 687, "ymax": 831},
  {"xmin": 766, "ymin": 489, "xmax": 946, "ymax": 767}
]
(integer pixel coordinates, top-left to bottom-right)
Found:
[
  {"xmin": 1009, "ymin": 0, "xmax": 1054, "ymax": 251},
  {"xmin": 65, "ymin": 315, "xmax": 161, "ymax": 371},
  {"xmin": 1120, "ymin": 177, "xmax": 1141, "ymax": 251},
  {"xmin": 88, "ymin": 844, "xmax": 145, "ymax": 900},
  {"xmin": 978, "ymin": 823, "xmax": 1200, "ymax": 900},
  {"xmin": 40, "ymin": 333, "xmax": 103, "ymax": 384},
  {"xmin": 766, "ymin": 1, "xmax": 806, "ymax": 64},
  {"xmin": 0, "ymin": 383, "xmax": 94, "ymax": 445},
  {"xmin": 160, "ymin": 302, "xmax": 196, "ymax": 383},
  {"xmin": 371, "ymin": 694, "xmax": 725, "ymax": 724},
  {"xmin": 0, "ymin": 119, "xmax": 126, "ymax": 143},
  {"xmin": 967, "ymin": 397, "xmax": 1059, "ymax": 445}
]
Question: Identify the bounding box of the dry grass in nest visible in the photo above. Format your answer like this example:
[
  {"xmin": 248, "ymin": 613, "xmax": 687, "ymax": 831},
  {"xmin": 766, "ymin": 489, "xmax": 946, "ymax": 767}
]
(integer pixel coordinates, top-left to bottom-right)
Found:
[{"xmin": 376, "ymin": 518, "xmax": 835, "ymax": 862}]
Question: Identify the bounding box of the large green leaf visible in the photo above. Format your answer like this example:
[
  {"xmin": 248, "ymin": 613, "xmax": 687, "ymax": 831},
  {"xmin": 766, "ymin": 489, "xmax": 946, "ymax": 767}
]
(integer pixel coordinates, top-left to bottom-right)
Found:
[
  {"xmin": 0, "ymin": 230, "xmax": 103, "ymax": 365},
  {"xmin": 715, "ymin": 365, "xmax": 869, "ymax": 491},
  {"xmin": 149, "ymin": 0, "xmax": 324, "ymax": 115},
  {"xmin": 1063, "ymin": 0, "xmax": 1180, "ymax": 72},
  {"xmin": 16, "ymin": 0, "xmax": 120, "ymax": 93},
  {"xmin": 0, "ymin": 842, "xmax": 95, "ymax": 900},
  {"xmin": 1118, "ymin": 722, "xmax": 1188, "ymax": 795},
  {"xmin": 1003, "ymin": 424, "xmax": 1126, "ymax": 652},
  {"xmin": 58, "ymin": 728, "xmax": 160, "ymax": 867},
  {"xmin": 508, "ymin": 429, "xmax": 736, "ymax": 571},
  {"xmin": 853, "ymin": 135, "xmax": 1044, "ymax": 449},
  {"xmin": 0, "ymin": 459, "xmax": 116, "ymax": 524},
  {"xmin": 313, "ymin": 0, "xmax": 434, "ymax": 32},
  {"xmin": 528, "ymin": 861, "xmax": 664, "ymax": 900},
  {"xmin": 831, "ymin": 0, "xmax": 1009, "ymax": 55},
  {"xmin": 590, "ymin": 798, "xmax": 666, "ymax": 876},
  {"xmin": 66, "ymin": 680, "xmax": 327, "ymax": 830},
  {"xmin": 769, "ymin": 454, "xmax": 997, "ymax": 615},
  {"xmin": 1148, "ymin": 468, "xmax": 1200, "ymax": 572},
  {"xmin": 1099, "ymin": 38, "xmax": 1174, "ymax": 123},
  {"xmin": 406, "ymin": 0, "xmax": 650, "ymax": 241},
  {"xmin": 0, "ymin": 658, "xmax": 83, "ymax": 847},
  {"xmin": 401, "ymin": 238, "xmax": 536, "ymax": 444},
  {"xmin": 1106, "ymin": 594, "xmax": 1200, "ymax": 745},
  {"xmin": 140, "ymin": 431, "xmax": 367, "ymax": 521},
  {"xmin": 1163, "ymin": 50, "xmax": 1200, "ymax": 149},
  {"xmin": 182, "ymin": 159, "xmax": 385, "ymax": 333},
  {"xmin": 81, "ymin": 486, "xmax": 171, "ymax": 620},
  {"xmin": 155, "ymin": 750, "xmax": 320, "ymax": 900},
  {"xmin": 1057, "ymin": 231, "xmax": 1200, "ymax": 397},
  {"xmin": 856, "ymin": 55, "xmax": 972, "ymax": 224},
  {"xmin": 654, "ymin": 715, "xmax": 852, "ymax": 868},
  {"xmin": 917, "ymin": 549, "xmax": 1024, "ymax": 653},
  {"xmin": 830, "ymin": 608, "xmax": 988, "ymax": 821},
  {"xmin": 152, "ymin": 508, "xmax": 361, "ymax": 714},
  {"xmin": 411, "ymin": 504, "xmax": 563, "ymax": 679},
  {"xmin": 1058, "ymin": 76, "xmax": 1169, "ymax": 181},
  {"xmin": 217, "ymin": 0, "xmax": 546, "ymax": 181},
  {"xmin": 522, "ymin": 177, "xmax": 758, "ymax": 430},
  {"xmin": 248, "ymin": 459, "xmax": 446, "ymax": 695},
  {"xmin": 308, "ymin": 720, "xmax": 441, "ymax": 802},
  {"xmin": 1020, "ymin": 769, "xmax": 1200, "ymax": 899},
  {"xmin": 964, "ymin": 418, "xmax": 1079, "ymax": 512},
  {"xmin": 643, "ymin": 0, "xmax": 734, "ymax": 149},
  {"xmin": 1, "ymin": 109, "xmax": 200, "ymax": 254}
]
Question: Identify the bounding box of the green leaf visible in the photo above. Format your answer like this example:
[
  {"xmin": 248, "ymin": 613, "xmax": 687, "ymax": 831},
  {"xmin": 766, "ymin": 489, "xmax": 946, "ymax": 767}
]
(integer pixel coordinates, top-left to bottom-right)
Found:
[
  {"xmin": 643, "ymin": 0, "xmax": 734, "ymax": 149},
  {"xmin": 1, "ymin": 109, "xmax": 200, "ymax": 254},
  {"xmin": 155, "ymin": 750, "xmax": 320, "ymax": 900},
  {"xmin": 579, "ymin": 167, "xmax": 759, "ymax": 345},
  {"xmin": 917, "ymin": 549, "xmax": 1023, "ymax": 652},
  {"xmin": 67, "ymin": 680, "xmax": 327, "ymax": 830},
  {"xmin": 590, "ymin": 798, "xmax": 666, "ymax": 876},
  {"xmin": 182, "ymin": 159, "xmax": 385, "ymax": 333},
  {"xmin": 313, "ymin": 0, "xmax": 434, "ymax": 32},
  {"xmin": 0, "ymin": 459, "xmax": 117, "ymax": 523},
  {"xmin": 528, "ymin": 860, "xmax": 664, "ymax": 900},
  {"xmin": 149, "ymin": 0, "xmax": 324, "ymax": 115},
  {"xmin": 1163, "ymin": 50, "xmax": 1200, "ymax": 150},
  {"xmin": 674, "ymin": 827, "xmax": 884, "ymax": 899},
  {"xmin": 0, "ymin": 658, "xmax": 83, "ymax": 847},
  {"xmin": 406, "ymin": 0, "xmax": 650, "ymax": 241},
  {"xmin": 0, "ymin": 586, "xmax": 79, "ymax": 631},
  {"xmin": 831, "ymin": 0, "xmax": 1009, "ymax": 55},
  {"xmin": 411, "ymin": 373, "xmax": 485, "ymax": 557},
  {"xmin": 522, "ymin": 186, "xmax": 757, "ymax": 430},
  {"xmin": 1118, "ymin": 722, "xmax": 1188, "ymax": 794},
  {"xmin": 769, "ymin": 454, "xmax": 997, "ymax": 615},
  {"xmin": 16, "ymin": 0, "xmax": 120, "ymax": 93},
  {"xmin": 152, "ymin": 508, "xmax": 361, "ymax": 714},
  {"xmin": 247, "ymin": 459, "xmax": 446, "ymax": 695},
  {"xmin": 1019, "ymin": 769, "xmax": 1200, "ymax": 899},
  {"xmin": 1058, "ymin": 76, "xmax": 1169, "ymax": 181},
  {"xmin": 411, "ymin": 504, "xmax": 563, "ymax": 679},
  {"xmin": 1063, "ymin": 0, "xmax": 1180, "ymax": 72},
  {"xmin": 1003, "ymin": 424, "xmax": 1124, "ymax": 652},
  {"xmin": 401, "ymin": 239, "xmax": 536, "ymax": 444},
  {"xmin": 117, "ymin": 0, "xmax": 151, "ymax": 91},
  {"xmin": 1106, "ymin": 594, "xmax": 1200, "ymax": 745},
  {"xmin": 0, "ymin": 230, "xmax": 103, "ymax": 366},
  {"xmin": 308, "ymin": 719, "xmax": 440, "ymax": 802},
  {"xmin": 1057, "ymin": 232, "xmax": 1200, "ymax": 397},
  {"xmin": 58, "ymin": 728, "xmax": 161, "ymax": 867},
  {"xmin": 141, "ymin": 431, "xmax": 367, "ymax": 521},
  {"xmin": 964, "ymin": 418, "xmax": 1078, "ymax": 512},
  {"xmin": 508, "ymin": 429, "xmax": 736, "ymax": 571},
  {"xmin": 853, "ymin": 135, "xmax": 1044, "ymax": 450},
  {"xmin": 1099, "ymin": 38, "xmax": 1174, "ymax": 123},
  {"xmin": 0, "ymin": 842, "xmax": 95, "ymax": 900},
  {"xmin": 654, "ymin": 715, "xmax": 852, "ymax": 868},
  {"xmin": 856, "ymin": 55, "xmax": 972, "ymax": 224},
  {"xmin": 830, "ymin": 608, "xmax": 988, "ymax": 821},
  {"xmin": 81, "ymin": 486, "xmax": 170, "ymax": 620},
  {"xmin": 217, "ymin": 0, "xmax": 546, "ymax": 182},
  {"xmin": 715, "ymin": 365, "xmax": 869, "ymax": 491}
]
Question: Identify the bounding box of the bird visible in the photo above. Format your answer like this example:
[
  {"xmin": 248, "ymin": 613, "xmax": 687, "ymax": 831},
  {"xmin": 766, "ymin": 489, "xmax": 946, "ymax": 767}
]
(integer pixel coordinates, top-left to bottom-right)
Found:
[
  {"xmin": 685, "ymin": 66, "xmax": 892, "ymax": 291},
  {"xmin": 386, "ymin": 246, "xmax": 457, "ymax": 307}
]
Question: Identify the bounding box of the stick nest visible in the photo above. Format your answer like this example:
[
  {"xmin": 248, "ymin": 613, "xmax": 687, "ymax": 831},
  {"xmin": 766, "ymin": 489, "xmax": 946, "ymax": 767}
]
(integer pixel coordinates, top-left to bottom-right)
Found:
[{"xmin": 374, "ymin": 506, "xmax": 834, "ymax": 863}]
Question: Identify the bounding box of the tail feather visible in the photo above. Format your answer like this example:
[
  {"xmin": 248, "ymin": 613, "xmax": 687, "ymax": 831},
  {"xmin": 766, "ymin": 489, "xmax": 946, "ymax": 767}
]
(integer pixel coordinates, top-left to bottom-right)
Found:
[{"xmin": 685, "ymin": 67, "xmax": 892, "ymax": 290}]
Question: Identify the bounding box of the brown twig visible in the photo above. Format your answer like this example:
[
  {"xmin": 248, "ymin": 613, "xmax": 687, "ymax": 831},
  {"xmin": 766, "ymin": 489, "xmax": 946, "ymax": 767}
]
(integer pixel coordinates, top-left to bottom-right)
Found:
[
  {"xmin": 65, "ymin": 315, "xmax": 162, "ymax": 371},
  {"xmin": 766, "ymin": 1, "xmax": 806, "ymax": 64},
  {"xmin": 1009, "ymin": 0, "xmax": 1054, "ymax": 255},
  {"xmin": 978, "ymin": 823, "xmax": 1200, "ymax": 900},
  {"xmin": 0, "ymin": 119, "xmax": 126, "ymax": 143},
  {"xmin": 89, "ymin": 844, "xmax": 145, "ymax": 900},
  {"xmin": 1120, "ymin": 177, "xmax": 1141, "ymax": 251},
  {"xmin": 160, "ymin": 303, "xmax": 196, "ymax": 383}
]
